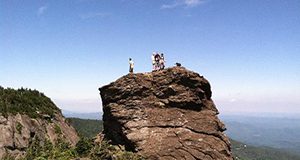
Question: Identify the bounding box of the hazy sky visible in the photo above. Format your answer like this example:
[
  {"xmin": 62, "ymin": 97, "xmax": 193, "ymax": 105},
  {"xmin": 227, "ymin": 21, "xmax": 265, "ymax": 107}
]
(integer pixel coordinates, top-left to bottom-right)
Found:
[{"xmin": 1, "ymin": 0, "xmax": 299, "ymax": 114}]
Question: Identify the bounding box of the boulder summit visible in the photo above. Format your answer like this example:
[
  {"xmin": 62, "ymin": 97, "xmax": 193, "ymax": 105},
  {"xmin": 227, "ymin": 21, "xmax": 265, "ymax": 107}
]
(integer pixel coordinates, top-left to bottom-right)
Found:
[{"xmin": 99, "ymin": 67, "xmax": 233, "ymax": 160}]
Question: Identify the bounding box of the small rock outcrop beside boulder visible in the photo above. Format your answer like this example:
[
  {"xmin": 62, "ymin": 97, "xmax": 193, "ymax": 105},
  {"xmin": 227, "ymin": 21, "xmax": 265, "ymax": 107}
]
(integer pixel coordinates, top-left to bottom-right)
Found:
[
  {"xmin": 99, "ymin": 67, "xmax": 233, "ymax": 160},
  {"xmin": 0, "ymin": 113, "xmax": 79, "ymax": 158},
  {"xmin": 0, "ymin": 87, "xmax": 79, "ymax": 159}
]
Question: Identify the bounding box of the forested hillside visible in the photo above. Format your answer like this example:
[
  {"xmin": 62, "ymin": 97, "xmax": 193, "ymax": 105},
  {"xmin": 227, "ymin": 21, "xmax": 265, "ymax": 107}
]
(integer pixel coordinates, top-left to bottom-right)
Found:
[
  {"xmin": 67, "ymin": 118, "xmax": 103, "ymax": 138},
  {"xmin": 0, "ymin": 86, "xmax": 59, "ymax": 118}
]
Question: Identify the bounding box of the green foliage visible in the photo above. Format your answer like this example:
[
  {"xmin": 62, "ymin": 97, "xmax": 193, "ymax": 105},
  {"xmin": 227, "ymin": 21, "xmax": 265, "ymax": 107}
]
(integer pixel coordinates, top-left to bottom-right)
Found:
[
  {"xmin": 22, "ymin": 136, "xmax": 144, "ymax": 160},
  {"xmin": 90, "ymin": 140, "xmax": 144, "ymax": 160},
  {"xmin": 90, "ymin": 140, "xmax": 115, "ymax": 160},
  {"xmin": 69, "ymin": 118, "xmax": 143, "ymax": 159},
  {"xmin": 0, "ymin": 87, "xmax": 60, "ymax": 119},
  {"xmin": 66, "ymin": 118, "xmax": 103, "ymax": 138},
  {"xmin": 54, "ymin": 124, "xmax": 62, "ymax": 134},
  {"xmin": 113, "ymin": 151, "xmax": 145, "ymax": 160},
  {"xmin": 23, "ymin": 138, "xmax": 77, "ymax": 160},
  {"xmin": 16, "ymin": 122, "xmax": 23, "ymax": 134},
  {"xmin": 2, "ymin": 154, "xmax": 15, "ymax": 160},
  {"xmin": 75, "ymin": 137, "xmax": 93, "ymax": 156},
  {"xmin": 24, "ymin": 137, "xmax": 43, "ymax": 160}
]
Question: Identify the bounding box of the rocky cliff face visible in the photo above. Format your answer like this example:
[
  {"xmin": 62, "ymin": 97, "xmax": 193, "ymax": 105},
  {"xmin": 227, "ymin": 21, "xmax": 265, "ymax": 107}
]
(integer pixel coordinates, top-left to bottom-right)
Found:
[
  {"xmin": 0, "ymin": 113, "xmax": 79, "ymax": 159},
  {"xmin": 0, "ymin": 88, "xmax": 79, "ymax": 159},
  {"xmin": 99, "ymin": 67, "xmax": 233, "ymax": 160}
]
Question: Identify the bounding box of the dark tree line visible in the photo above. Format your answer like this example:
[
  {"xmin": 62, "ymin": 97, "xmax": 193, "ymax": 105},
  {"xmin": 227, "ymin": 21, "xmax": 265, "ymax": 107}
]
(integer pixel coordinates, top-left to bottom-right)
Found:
[{"xmin": 0, "ymin": 86, "xmax": 60, "ymax": 118}]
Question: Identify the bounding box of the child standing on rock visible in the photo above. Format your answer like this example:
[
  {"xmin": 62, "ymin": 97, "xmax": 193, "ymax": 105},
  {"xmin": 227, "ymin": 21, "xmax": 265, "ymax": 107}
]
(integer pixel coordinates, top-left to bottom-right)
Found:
[
  {"xmin": 160, "ymin": 53, "xmax": 165, "ymax": 70},
  {"xmin": 129, "ymin": 58, "xmax": 134, "ymax": 73},
  {"xmin": 151, "ymin": 52, "xmax": 156, "ymax": 71}
]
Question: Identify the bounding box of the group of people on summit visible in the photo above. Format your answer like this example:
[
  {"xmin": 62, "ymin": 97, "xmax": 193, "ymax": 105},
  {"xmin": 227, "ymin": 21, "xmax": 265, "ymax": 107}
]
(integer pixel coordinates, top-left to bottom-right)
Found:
[
  {"xmin": 129, "ymin": 52, "xmax": 166, "ymax": 73},
  {"xmin": 152, "ymin": 52, "xmax": 165, "ymax": 71}
]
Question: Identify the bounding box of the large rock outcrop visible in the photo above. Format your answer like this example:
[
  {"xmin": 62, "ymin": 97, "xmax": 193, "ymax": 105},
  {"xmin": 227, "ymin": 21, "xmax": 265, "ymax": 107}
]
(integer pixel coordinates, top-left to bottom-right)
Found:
[
  {"xmin": 0, "ymin": 87, "xmax": 79, "ymax": 159},
  {"xmin": 99, "ymin": 67, "xmax": 233, "ymax": 160},
  {"xmin": 0, "ymin": 113, "xmax": 79, "ymax": 158}
]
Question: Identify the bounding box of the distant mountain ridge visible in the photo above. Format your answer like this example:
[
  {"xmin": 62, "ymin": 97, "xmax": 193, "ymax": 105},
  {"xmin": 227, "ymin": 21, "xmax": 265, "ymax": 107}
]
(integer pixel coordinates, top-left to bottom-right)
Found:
[
  {"xmin": 231, "ymin": 139, "xmax": 300, "ymax": 160},
  {"xmin": 67, "ymin": 117, "xmax": 300, "ymax": 160},
  {"xmin": 220, "ymin": 114, "xmax": 300, "ymax": 156},
  {"xmin": 62, "ymin": 110, "xmax": 102, "ymax": 120}
]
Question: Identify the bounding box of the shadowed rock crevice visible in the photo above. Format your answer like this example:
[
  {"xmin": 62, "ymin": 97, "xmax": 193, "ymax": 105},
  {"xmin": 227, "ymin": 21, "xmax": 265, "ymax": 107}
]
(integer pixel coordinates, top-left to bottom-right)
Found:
[{"xmin": 99, "ymin": 67, "xmax": 233, "ymax": 160}]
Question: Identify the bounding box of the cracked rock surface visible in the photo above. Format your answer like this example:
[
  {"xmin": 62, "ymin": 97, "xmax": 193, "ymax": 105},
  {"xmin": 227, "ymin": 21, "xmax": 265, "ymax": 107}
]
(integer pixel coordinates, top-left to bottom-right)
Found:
[
  {"xmin": 0, "ymin": 113, "xmax": 79, "ymax": 159},
  {"xmin": 99, "ymin": 67, "xmax": 233, "ymax": 160}
]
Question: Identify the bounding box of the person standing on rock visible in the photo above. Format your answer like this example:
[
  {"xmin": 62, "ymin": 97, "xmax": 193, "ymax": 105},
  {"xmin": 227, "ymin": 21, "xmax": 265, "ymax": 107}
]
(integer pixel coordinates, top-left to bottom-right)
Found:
[
  {"xmin": 151, "ymin": 52, "xmax": 156, "ymax": 71},
  {"xmin": 160, "ymin": 53, "xmax": 165, "ymax": 70},
  {"xmin": 154, "ymin": 53, "xmax": 161, "ymax": 71},
  {"xmin": 129, "ymin": 58, "xmax": 134, "ymax": 73}
]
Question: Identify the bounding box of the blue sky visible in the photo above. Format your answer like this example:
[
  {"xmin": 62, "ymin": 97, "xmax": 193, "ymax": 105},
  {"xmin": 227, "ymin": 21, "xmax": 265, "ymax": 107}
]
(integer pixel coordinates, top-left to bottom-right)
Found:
[{"xmin": 1, "ymin": 0, "xmax": 299, "ymax": 114}]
